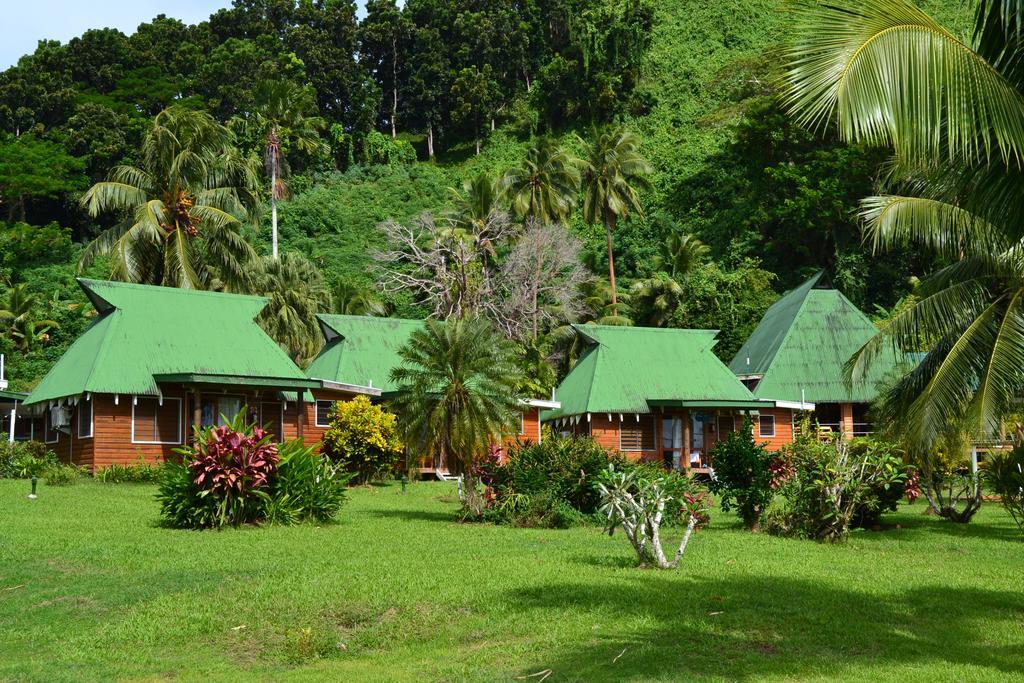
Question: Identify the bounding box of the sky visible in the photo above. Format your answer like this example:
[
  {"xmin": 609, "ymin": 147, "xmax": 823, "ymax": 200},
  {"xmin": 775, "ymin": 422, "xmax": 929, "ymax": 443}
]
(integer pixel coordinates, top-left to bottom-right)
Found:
[{"xmin": 1, "ymin": 0, "xmax": 226, "ymax": 69}]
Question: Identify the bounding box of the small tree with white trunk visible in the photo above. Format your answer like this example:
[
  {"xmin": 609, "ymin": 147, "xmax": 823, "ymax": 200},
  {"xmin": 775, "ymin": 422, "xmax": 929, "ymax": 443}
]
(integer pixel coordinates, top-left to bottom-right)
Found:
[{"xmin": 597, "ymin": 465, "xmax": 712, "ymax": 569}]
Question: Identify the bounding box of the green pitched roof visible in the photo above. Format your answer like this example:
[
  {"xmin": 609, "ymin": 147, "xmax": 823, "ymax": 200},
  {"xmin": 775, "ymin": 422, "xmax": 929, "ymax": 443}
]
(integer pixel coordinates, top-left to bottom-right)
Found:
[
  {"xmin": 306, "ymin": 315, "xmax": 423, "ymax": 394},
  {"xmin": 729, "ymin": 272, "xmax": 900, "ymax": 403},
  {"xmin": 25, "ymin": 279, "xmax": 309, "ymax": 405},
  {"xmin": 545, "ymin": 325, "xmax": 759, "ymax": 419}
]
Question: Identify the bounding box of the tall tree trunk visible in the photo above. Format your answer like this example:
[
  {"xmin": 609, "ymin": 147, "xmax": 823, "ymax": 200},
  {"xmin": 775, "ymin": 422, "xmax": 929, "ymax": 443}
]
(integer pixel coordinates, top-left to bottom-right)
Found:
[
  {"xmin": 270, "ymin": 164, "xmax": 279, "ymax": 260},
  {"xmin": 391, "ymin": 35, "xmax": 398, "ymax": 139},
  {"xmin": 475, "ymin": 136, "xmax": 481, "ymax": 156},
  {"xmin": 427, "ymin": 124, "xmax": 435, "ymax": 158},
  {"xmin": 605, "ymin": 209, "xmax": 618, "ymax": 316},
  {"xmin": 532, "ymin": 227, "xmax": 542, "ymax": 338}
]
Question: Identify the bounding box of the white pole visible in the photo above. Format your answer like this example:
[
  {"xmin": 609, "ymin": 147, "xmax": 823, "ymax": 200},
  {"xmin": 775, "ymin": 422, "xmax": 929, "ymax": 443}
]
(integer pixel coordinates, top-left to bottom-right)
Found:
[{"xmin": 8, "ymin": 407, "xmax": 15, "ymax": 443}]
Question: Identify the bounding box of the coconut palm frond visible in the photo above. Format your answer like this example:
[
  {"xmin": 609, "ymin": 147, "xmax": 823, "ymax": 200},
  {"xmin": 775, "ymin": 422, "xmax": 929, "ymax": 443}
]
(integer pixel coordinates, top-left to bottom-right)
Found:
[{"xmin": 787, "ymin": 0, "xmax": 1024, "ymax": 167}]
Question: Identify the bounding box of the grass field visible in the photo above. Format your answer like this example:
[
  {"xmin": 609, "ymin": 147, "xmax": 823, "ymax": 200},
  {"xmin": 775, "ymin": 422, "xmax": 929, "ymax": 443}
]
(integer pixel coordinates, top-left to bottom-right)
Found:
[{"xmin": 1, "ymin": 479, "xmax": 1022, "ymax": 682}]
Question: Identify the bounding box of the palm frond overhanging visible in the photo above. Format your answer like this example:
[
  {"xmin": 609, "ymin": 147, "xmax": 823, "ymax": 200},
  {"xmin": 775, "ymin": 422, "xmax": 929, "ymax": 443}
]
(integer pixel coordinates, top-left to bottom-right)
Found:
[{"xmin": 787, "ymin": 0, "xmax": 1024, "ymax": 447}]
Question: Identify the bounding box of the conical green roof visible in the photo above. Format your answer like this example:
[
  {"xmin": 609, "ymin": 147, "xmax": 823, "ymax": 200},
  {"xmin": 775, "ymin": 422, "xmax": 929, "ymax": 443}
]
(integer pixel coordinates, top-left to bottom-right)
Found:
[{"xmin": 729, "ymin": 272, "xmax": 901, "ymax": 403}]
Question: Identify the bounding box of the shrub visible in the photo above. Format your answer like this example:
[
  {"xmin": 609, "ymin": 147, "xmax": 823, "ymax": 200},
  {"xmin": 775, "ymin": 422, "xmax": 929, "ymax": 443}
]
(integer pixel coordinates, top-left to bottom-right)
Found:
[
  {"xmin": 708, "ymin": 416, "xmax": 774, "ymax": 530},
  {"xmin": 43, "ymin": 463, "xmax": 84, "ymax": 486},
  {"xmin": 0, "ymin": 441, "xmax": 59, "ymax": 478},
  {"xmin": 597, "ymin": 464, "xmax": 712, "ymax": 569},
  {"xmin": 478, "ymin": 436, "xmax": 625, "ymax": 527},
  {"xmin": 983, "ymin": 446, "xmax": 1024, "ymax": 536},
  {"xmin": 264, "ymin": 439, "xmax": 353, "ymax": 525},
  {"xmin": 321, "ymin": 395, "xmax": 403, "ymax": 484},
  {"xmin": 96, "ymin": 461, "xmax": 163, "ymax": 484},
  {"xmin": 158, "ymin": 412, "xmax": 351, "ymax": 530},
  {"xmin": 767, "ymin": 432, "xmax": 907, "ymax": 542}
]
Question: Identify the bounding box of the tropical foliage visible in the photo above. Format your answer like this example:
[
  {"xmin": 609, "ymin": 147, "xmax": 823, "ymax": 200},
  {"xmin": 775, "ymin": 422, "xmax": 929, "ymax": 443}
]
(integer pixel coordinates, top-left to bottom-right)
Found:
[
  {"xmin": 787, "ymin": 0, "xmax": 1024, "ymax": 449},
  {"xmin": 158, "ymin": 412, "xmax": 350, "ymax": 529},
  {"xmin": 597, "ymin": 463, "xmax": 712, "ymax": 569},
  {"xmin": 388, "ymin": 318, "xmax": 520, "ymax": 514},
  {"xmin": 983, "ymin": 445, "xmax": 1024, "ymax": 535},
  {"xmin": 476, "ymin": 436, "xmax": 625, "ymax": 527},
  {"xmin": 708, "ymin": 417, "xmax": 775, "ymax": 530},
  {"xmin": 79, "ymin": 107, "xmax": 260, "ymax": 290},
  {"xmin": 321, "ymin": 395, "xmax": 403, "ymax": 484}
]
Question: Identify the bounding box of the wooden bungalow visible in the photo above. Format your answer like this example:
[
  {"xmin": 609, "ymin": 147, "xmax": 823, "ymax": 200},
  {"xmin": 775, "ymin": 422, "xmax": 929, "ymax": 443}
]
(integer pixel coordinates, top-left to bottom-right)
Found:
[
  {"xmin": 541, "ymin": 325, "xmax": 797, "ymax": 471},
  {"xmin": 22, "ymin": 280, "xmax": 377, "ymax": 470},
  {"xmin": 730, "ymin": 272, "xmax": 902, "ymax": 442},
  {"xmin": 305, "ymin": 314, "xmax": 559, "ymax": 473}
]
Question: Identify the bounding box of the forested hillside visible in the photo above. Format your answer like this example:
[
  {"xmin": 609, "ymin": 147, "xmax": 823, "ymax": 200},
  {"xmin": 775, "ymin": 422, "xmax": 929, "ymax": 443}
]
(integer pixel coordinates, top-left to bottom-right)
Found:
[{"xmin": 0, "ymin": 0, "xmax": 971, "ymax": 392}]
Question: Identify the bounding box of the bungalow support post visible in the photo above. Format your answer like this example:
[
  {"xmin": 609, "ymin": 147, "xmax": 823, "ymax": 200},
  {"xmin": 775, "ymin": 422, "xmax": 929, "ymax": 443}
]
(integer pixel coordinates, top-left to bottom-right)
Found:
[
  {"xmin": 682, "ymin": 409, "xmax": 691, "ymax": 469},
  {"xmin": 297, "ymin": 395, "xmax": 305, "ymax": 439},
  {"xmin": 7, "ymin": 406, "xmax": 15, "ymax": 443},
  {"xmin": 192, "ymin": 389, "xmax": 201, "ymax": 443}
]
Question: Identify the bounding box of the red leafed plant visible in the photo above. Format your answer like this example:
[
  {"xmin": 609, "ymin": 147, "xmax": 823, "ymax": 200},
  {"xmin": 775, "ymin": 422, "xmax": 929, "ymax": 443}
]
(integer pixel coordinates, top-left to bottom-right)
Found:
[
  {"xmin": 161, "ymin": 412, "xmax": 281, "ymax": 528},
  {"xmin": 190, "ymin": 423, "xmax": 280, "ymax": 496}
]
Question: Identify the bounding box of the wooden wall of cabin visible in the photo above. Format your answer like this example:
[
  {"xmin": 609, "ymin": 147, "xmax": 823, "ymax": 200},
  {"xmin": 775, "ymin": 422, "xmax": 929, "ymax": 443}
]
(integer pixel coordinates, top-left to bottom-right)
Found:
[{"xmin": 49, "ymin": 386, "xmax": 356, "ymax": 471}]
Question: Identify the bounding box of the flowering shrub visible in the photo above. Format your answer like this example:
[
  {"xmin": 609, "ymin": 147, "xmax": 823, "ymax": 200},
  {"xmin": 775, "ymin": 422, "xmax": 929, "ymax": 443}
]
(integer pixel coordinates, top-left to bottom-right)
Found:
[
  {"xmin": 766, "ymin": 433, "xmax": 907, "ymax": 542},
  {"xmin": 321, "ymin": 395, "xmax": 403, "ymax": 483},
  {"xmin": 477, "ymin": 436, "xmax": 624, "ymax": 527},
  {"xmin": 158, "ymin": 412, "xmax": 350, "ymax": 529}
]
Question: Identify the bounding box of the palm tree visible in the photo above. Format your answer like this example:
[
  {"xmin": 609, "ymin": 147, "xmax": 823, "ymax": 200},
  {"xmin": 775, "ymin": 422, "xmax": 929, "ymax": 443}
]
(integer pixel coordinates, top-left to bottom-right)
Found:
[
  {"xmin": 656, "ymin": 231, "xmax": 709, "ymax": 280},
  {"xmin": 234, "ymin": 80, "xmax": 326, "ymax": 260},
  {"xmin": 501, "ymin": 139, "xmax": 582, "ymax": 337},
  {"xmin": 254, "ymin": 252, "xmax": 332, "ymax": 363},
  {"xmin": 80, "ymin": 106, "xmax": 261, "ymax": 290},
  {"xmin": 0, "ymin": 283, "xmax": 58, "ymax": 353},
  {"xmin": 389, "ymin": 318, "xmax": 520, "ymax": 514},
  {"xmin": 445, "ymin": 172, "xmax": 513, "ymax": 271},
  {"xmin": 580, "ymin": 125, "xmax": 653, "ymax": 316},
  {"xmin": 332, "ymin": 278, "xmax": 388, "ymax": 316},
  {"xmin": 787, "ymin": 0, "xmax": 1024, "ymax": 447},
  {"xmin": 501, "ymin": 138, "xmax": 581, "ymax": 225},
  {"xmin": 631, "ymin": 273, "xmax": 684, "ymax": 327}
]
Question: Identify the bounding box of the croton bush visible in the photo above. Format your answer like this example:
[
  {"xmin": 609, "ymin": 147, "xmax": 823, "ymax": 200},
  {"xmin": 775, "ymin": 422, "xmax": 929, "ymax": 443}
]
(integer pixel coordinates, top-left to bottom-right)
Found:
[
  {"xmin": 158, "ymin": 412, "xmax": 351, "ymax": 529},
  {"xmin": 321, "ymin": 395, "xmax": 403, "ymax": 484}
]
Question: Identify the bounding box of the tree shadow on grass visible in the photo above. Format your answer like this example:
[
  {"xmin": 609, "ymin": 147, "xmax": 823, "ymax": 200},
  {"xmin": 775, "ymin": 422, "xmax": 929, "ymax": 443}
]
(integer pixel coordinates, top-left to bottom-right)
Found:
[
  {"xmin": 505, "ymin": 575, "xmax": 1024, "ymax": 681},
  {"xmin": 852, "ymin": 510, "xmax": 1023, "ymax": 544},
  {"xmin": 370, "ymin": 509, "xmax": 457, "ymax": 524}
]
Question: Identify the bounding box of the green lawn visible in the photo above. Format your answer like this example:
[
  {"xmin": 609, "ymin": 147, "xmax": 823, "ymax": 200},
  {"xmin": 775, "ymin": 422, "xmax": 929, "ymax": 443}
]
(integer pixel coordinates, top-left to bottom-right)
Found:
[{"xmin": 1, "ymin": 480, "xmax": 1021, "ymax": 682}]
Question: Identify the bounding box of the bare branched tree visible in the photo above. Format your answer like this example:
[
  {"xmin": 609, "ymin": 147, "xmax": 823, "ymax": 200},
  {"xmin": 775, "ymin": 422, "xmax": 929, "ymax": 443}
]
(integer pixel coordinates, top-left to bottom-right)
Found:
[
  {"xmin": 492, "ymin": 221, "xmax": 589, "ymax": 340},
  {"xmin": 374, "ymin": 210, "xmax": 514, "ymax": 320}
]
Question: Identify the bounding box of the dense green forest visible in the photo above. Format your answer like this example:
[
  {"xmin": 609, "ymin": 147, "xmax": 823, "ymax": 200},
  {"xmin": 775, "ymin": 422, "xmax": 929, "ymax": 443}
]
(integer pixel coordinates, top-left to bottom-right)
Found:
[{"xmin": 0, "ymin": 0, "xmax": 972, "ymax": 392}]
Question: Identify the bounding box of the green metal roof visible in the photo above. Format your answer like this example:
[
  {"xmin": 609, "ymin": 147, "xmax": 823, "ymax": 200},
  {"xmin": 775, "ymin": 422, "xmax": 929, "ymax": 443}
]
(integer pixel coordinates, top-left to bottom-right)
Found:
[
  {"xmin": 0, "ymin": 390, "xmax": 27, "ymax": 402},
  {"xmin": 729, "ymin": 272, "xmax": 902, "ymax": 403},
  {"xmin": 306, "ymin": 315, "xmax": 423, "ymax": 394},
  {"xmin": 25, "ymin": 279, "xmax": 309, "ymax": 405},
  {"xmin": 544, "ymin": 325, "xmax": 758, "ymax": 420}
]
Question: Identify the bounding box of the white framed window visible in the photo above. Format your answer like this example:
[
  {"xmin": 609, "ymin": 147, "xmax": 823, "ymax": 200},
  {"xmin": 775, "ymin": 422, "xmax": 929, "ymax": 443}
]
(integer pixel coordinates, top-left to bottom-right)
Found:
[
  {"xmin": 315, "ymin": 400, "xmax": 336, "ymax": 427},
  {"xmin": 619, "ymin": 415, "xmax": 655, "ymax": 452},
  {"xmin": 132, "ymin": 397, "xmax": 183, "ymax": 445},
  {"xmin": 77, "ymin": 396, "xmax": 93, "ymax": 438},
  {"xmin": 759, "ymin": 414, "xmax": 776, "ymax": 438}
]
